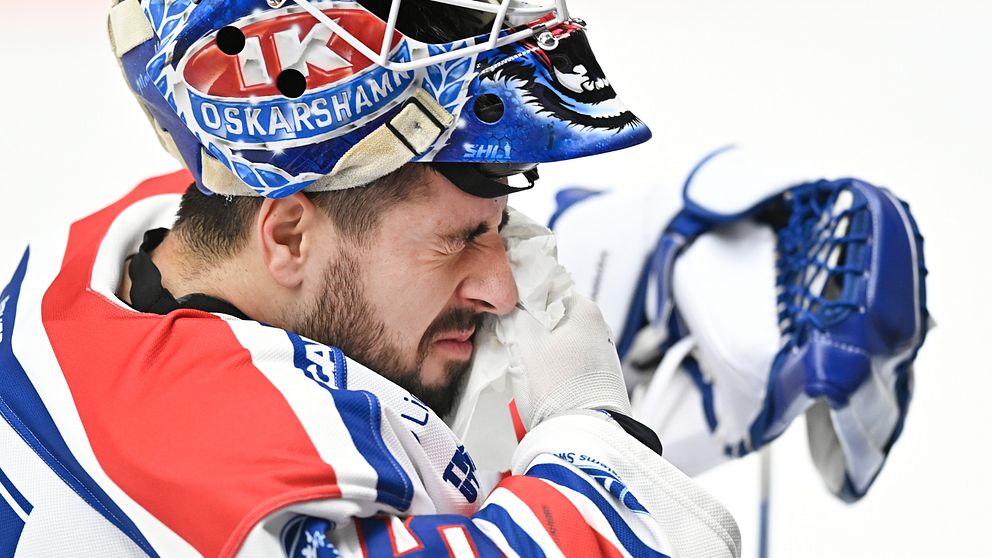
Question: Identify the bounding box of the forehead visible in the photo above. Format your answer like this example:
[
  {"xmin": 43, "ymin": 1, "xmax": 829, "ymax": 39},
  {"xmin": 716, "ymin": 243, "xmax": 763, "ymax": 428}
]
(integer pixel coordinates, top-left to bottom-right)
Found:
[{"xmin": 386, "ymin": 169, "xmax": 508, "ymax": 232}]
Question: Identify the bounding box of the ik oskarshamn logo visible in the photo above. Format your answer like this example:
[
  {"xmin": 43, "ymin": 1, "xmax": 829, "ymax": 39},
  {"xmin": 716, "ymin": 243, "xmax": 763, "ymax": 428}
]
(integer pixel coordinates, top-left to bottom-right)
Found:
[{"xmin": 178, "ymin": 7, "xmax": 413, "ymax": 147}]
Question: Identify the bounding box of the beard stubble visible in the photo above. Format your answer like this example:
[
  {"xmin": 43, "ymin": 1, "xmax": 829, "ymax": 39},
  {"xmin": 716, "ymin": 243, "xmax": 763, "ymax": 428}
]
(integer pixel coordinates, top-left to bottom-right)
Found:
[{"xmin": 290, "ymin": 256, "xmax": 483, "ymax": 417}]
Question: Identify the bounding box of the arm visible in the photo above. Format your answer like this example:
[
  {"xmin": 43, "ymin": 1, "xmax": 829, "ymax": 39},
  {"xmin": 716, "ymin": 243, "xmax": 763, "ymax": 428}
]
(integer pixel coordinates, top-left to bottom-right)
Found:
[
  {"xmin": 232, "ymin": 206, "xmax": 739, "ymax": 557},
  {"xmin": 238, "ymin": 411, "xmax": 737, "ymax": 558},
  {"xmin": 231, "ymin": 300, "xmax": 738, "ymax": 558}
]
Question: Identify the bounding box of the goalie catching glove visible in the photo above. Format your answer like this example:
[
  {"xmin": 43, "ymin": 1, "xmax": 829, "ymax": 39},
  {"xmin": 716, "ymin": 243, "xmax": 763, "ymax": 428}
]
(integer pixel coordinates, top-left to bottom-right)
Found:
[{"xmin": 551, "ymin": 146, "xmax": 931, "ymax": 502}]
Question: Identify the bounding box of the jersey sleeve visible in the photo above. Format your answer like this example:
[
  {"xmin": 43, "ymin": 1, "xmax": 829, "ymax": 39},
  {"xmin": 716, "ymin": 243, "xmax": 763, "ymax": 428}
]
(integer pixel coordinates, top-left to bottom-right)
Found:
[
  {"xmin": 3, "ymin": 171, "xmax": 737, "ymax": 558},
  {"xmin": 235, "ymin": 411, "xmax": 741, "ymax": 558}
]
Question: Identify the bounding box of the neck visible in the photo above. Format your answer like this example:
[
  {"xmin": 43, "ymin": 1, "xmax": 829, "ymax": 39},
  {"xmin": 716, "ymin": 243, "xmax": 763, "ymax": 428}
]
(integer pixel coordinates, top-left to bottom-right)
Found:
[
  {"xmin": 152, "ymin": 233, "xmax": 222, "ymax": 300},
  {"xmin": 118, "ymin": 230, "xmax": 279, "ymax": 321}
]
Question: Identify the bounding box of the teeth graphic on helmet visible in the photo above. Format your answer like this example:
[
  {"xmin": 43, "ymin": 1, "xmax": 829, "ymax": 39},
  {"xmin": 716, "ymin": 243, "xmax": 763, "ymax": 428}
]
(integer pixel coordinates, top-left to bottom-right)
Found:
[
  {"xmin": 475, "ymin": 23, "xmax": 639, "ymax": 133},
  {"xmin": 553, "ymin": 66, "xmax": 591, "ymax": 94},
  {"xmin": 551, "ymin": 65, "xmax": 611, "ymax": 94},
  {"xmin": 121, "ymin": 0, "xmax": 651, "ymax": 197}
]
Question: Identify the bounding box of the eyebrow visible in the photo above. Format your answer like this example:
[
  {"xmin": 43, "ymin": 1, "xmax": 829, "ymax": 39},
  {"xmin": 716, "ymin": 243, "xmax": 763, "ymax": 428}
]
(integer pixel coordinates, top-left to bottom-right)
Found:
[{"xmin": 445, "ymin": 209, "xmax": 510, "ymax": 245}]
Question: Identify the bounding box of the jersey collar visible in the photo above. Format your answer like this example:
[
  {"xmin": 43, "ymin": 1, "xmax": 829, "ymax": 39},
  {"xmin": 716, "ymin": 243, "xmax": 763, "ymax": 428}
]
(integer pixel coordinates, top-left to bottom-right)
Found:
[{"xmin": 127, "ymin": 228, "xmax": 250, "ymax": 320}]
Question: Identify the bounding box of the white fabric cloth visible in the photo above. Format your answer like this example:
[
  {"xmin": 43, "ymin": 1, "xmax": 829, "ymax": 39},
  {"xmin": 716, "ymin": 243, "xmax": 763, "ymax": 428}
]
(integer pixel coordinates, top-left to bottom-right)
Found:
[
  {"xmin": 449, "ymin": 208, "xmax": 579, "ymax": 469},
  {"xmin": 450, "ymin": 208, "xmax": 630, "ymax": 465},
  {"xmin": 502, "ymin": 289, "xmax": 632, "ymax": 431}
]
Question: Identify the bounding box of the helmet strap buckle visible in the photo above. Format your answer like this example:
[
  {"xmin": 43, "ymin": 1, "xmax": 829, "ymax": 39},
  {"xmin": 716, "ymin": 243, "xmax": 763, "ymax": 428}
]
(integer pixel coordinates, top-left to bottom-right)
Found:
[{"xmin": 385, "ymin": 96, "xmax": 449, "ymax": 156}]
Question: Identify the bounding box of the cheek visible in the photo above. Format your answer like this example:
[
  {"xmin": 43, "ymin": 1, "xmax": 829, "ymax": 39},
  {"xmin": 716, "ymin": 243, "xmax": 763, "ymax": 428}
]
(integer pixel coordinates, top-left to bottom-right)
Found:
[{"xmin": 362, "ymin": 253, "xmax": 458, "ymax": 345}]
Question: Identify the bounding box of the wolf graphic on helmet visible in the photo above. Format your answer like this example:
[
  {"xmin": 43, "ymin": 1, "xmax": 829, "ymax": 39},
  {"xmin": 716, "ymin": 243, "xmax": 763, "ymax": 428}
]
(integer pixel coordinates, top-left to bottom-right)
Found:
[{"xmin": 478, "ymin": 23, "xmax": 641, "ymax": 132}]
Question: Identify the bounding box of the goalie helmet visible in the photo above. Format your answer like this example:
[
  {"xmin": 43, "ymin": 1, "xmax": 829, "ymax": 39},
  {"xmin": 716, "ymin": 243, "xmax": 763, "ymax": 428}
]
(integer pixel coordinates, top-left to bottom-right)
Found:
[{"xmin": 109, "ymin": 0, "xmax": 651, "ymax": 198}]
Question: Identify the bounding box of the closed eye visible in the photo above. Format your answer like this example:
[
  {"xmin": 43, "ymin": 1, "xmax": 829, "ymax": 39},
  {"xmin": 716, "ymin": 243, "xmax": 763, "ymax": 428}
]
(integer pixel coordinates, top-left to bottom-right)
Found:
[
  {"xmin": 442, "ymin": 209, "xmax": 509, "ymax": 249},
  {"xmin": 463, "ymin": 222, "xmax": 489, "ymax": 245}
]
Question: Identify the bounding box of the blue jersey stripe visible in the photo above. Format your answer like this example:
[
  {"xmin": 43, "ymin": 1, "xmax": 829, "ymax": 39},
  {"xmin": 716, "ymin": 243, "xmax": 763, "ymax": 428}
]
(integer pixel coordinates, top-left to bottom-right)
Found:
[
  {"xmin": 474, "ymin": 503, "xmax": 547, "ymax": 557},
  {"xmin": 355, "ymin": 517, "xmax": 397, "ymax": 556},
  {"xmin": 527, "ymin": 463, "xmax": 669, "ymax": 558},
  {"xmin": 332, "ymin": 390, "xmax": 414, "ymax": 511},
  {"xmin": 288, "ymin": 333, "xmax": 348, "ymax": 389},
  {"xmin": 0, "ymin": 249, "xmax": 158, "ymax": 556},
  {"xmin": 0, "ymin": 491, "xmax": 26, "ymax": 558},
  {"xmin": 0, "ymin": 467, "xmax": 31, "ymax": 516},
  {"xmin": 288, "ymin": 332, "xmax": 413, "ymax": 512}
]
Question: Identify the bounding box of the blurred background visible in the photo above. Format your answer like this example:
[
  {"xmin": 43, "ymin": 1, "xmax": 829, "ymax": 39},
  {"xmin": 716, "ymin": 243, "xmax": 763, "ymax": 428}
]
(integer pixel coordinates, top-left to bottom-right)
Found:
[{"xmin": 2, "ymin": 1, "xmax": 989, "ymax": 555}]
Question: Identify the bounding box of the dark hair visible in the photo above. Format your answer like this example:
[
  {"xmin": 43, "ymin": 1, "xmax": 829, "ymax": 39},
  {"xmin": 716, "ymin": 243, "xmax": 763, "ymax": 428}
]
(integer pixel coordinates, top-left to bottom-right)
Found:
[{"xmin": 172, "ymin": 164, "xmax": 431, "ymax": 260}]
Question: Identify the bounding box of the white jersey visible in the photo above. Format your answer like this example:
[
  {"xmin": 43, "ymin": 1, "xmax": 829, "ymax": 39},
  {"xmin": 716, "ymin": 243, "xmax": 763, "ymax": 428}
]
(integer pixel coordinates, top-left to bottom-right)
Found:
[{"xmin": 0, "ymin": 171, "xmax": 739, "ymax": 557}]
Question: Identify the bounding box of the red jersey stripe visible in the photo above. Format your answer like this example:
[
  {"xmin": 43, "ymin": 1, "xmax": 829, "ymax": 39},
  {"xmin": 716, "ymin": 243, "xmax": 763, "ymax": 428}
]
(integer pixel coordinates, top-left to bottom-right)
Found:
[
  {"xmin": 41, "ymin": 171, "xmax": 341, "ymax": 557},
  {"xmin": 497, "ymin": 475, "xmax": 622, "ymax": 558}
]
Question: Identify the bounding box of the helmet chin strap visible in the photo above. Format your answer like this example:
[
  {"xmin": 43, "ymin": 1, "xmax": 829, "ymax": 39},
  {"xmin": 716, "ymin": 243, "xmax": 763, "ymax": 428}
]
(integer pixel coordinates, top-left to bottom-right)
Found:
[{"xmin": 432, "ymin": 163, "xmax": 539, "ymax": 198}]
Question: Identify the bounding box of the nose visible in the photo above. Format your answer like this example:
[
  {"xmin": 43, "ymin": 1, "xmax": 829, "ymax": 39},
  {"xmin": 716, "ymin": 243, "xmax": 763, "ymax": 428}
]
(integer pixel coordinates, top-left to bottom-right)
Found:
[{"xmin": 458, "ymin": 242, "xmax": 518, "ymax": 316}]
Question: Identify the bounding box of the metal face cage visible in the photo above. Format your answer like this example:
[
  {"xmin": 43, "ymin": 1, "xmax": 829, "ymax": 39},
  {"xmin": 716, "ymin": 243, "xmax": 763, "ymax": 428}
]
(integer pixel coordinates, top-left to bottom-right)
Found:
[{"xmin": 285, "ymin": 0, "xmax": 569, "ymax": 71}]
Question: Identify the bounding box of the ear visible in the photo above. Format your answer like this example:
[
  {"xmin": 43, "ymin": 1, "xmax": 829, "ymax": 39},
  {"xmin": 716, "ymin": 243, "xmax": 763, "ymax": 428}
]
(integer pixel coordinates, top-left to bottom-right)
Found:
[{"xmin": 257, "ymin": 193, "xmax": 325, "ymax": 289}]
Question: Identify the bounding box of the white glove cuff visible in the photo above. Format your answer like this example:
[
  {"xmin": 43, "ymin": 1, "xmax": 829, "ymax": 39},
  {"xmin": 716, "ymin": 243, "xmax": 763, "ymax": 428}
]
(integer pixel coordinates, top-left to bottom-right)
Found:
[{"xmin": 529, "ymin": 370, "xmax": 632, "ymax": 428}]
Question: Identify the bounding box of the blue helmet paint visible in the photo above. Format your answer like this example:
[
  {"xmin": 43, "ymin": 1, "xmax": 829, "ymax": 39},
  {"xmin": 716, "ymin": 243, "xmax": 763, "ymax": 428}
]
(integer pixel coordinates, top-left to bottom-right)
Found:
[{"xmin": 122, "ymin": 0, "xmax": 651, "ymax": 197}]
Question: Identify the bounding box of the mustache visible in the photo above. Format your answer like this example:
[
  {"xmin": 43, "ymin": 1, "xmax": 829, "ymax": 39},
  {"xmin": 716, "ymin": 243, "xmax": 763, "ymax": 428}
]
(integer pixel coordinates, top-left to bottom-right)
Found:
[{"xmin": 418, "ymin": 309, "xmax": 484, "ymax": 355}]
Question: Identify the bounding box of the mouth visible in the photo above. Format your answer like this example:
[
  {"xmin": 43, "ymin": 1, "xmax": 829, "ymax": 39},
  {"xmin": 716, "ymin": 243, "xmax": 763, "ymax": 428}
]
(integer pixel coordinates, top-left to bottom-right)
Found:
[{"xmin": 432, "ymin": 327, "xmax": 477, "ymax": 359}]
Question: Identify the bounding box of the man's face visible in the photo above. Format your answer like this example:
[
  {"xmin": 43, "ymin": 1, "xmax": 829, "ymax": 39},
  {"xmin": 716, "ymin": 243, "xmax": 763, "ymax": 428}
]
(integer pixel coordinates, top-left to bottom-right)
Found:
[{"xmin": 292, "ymin": 170, "xmax": 517, "ymax": 416}]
